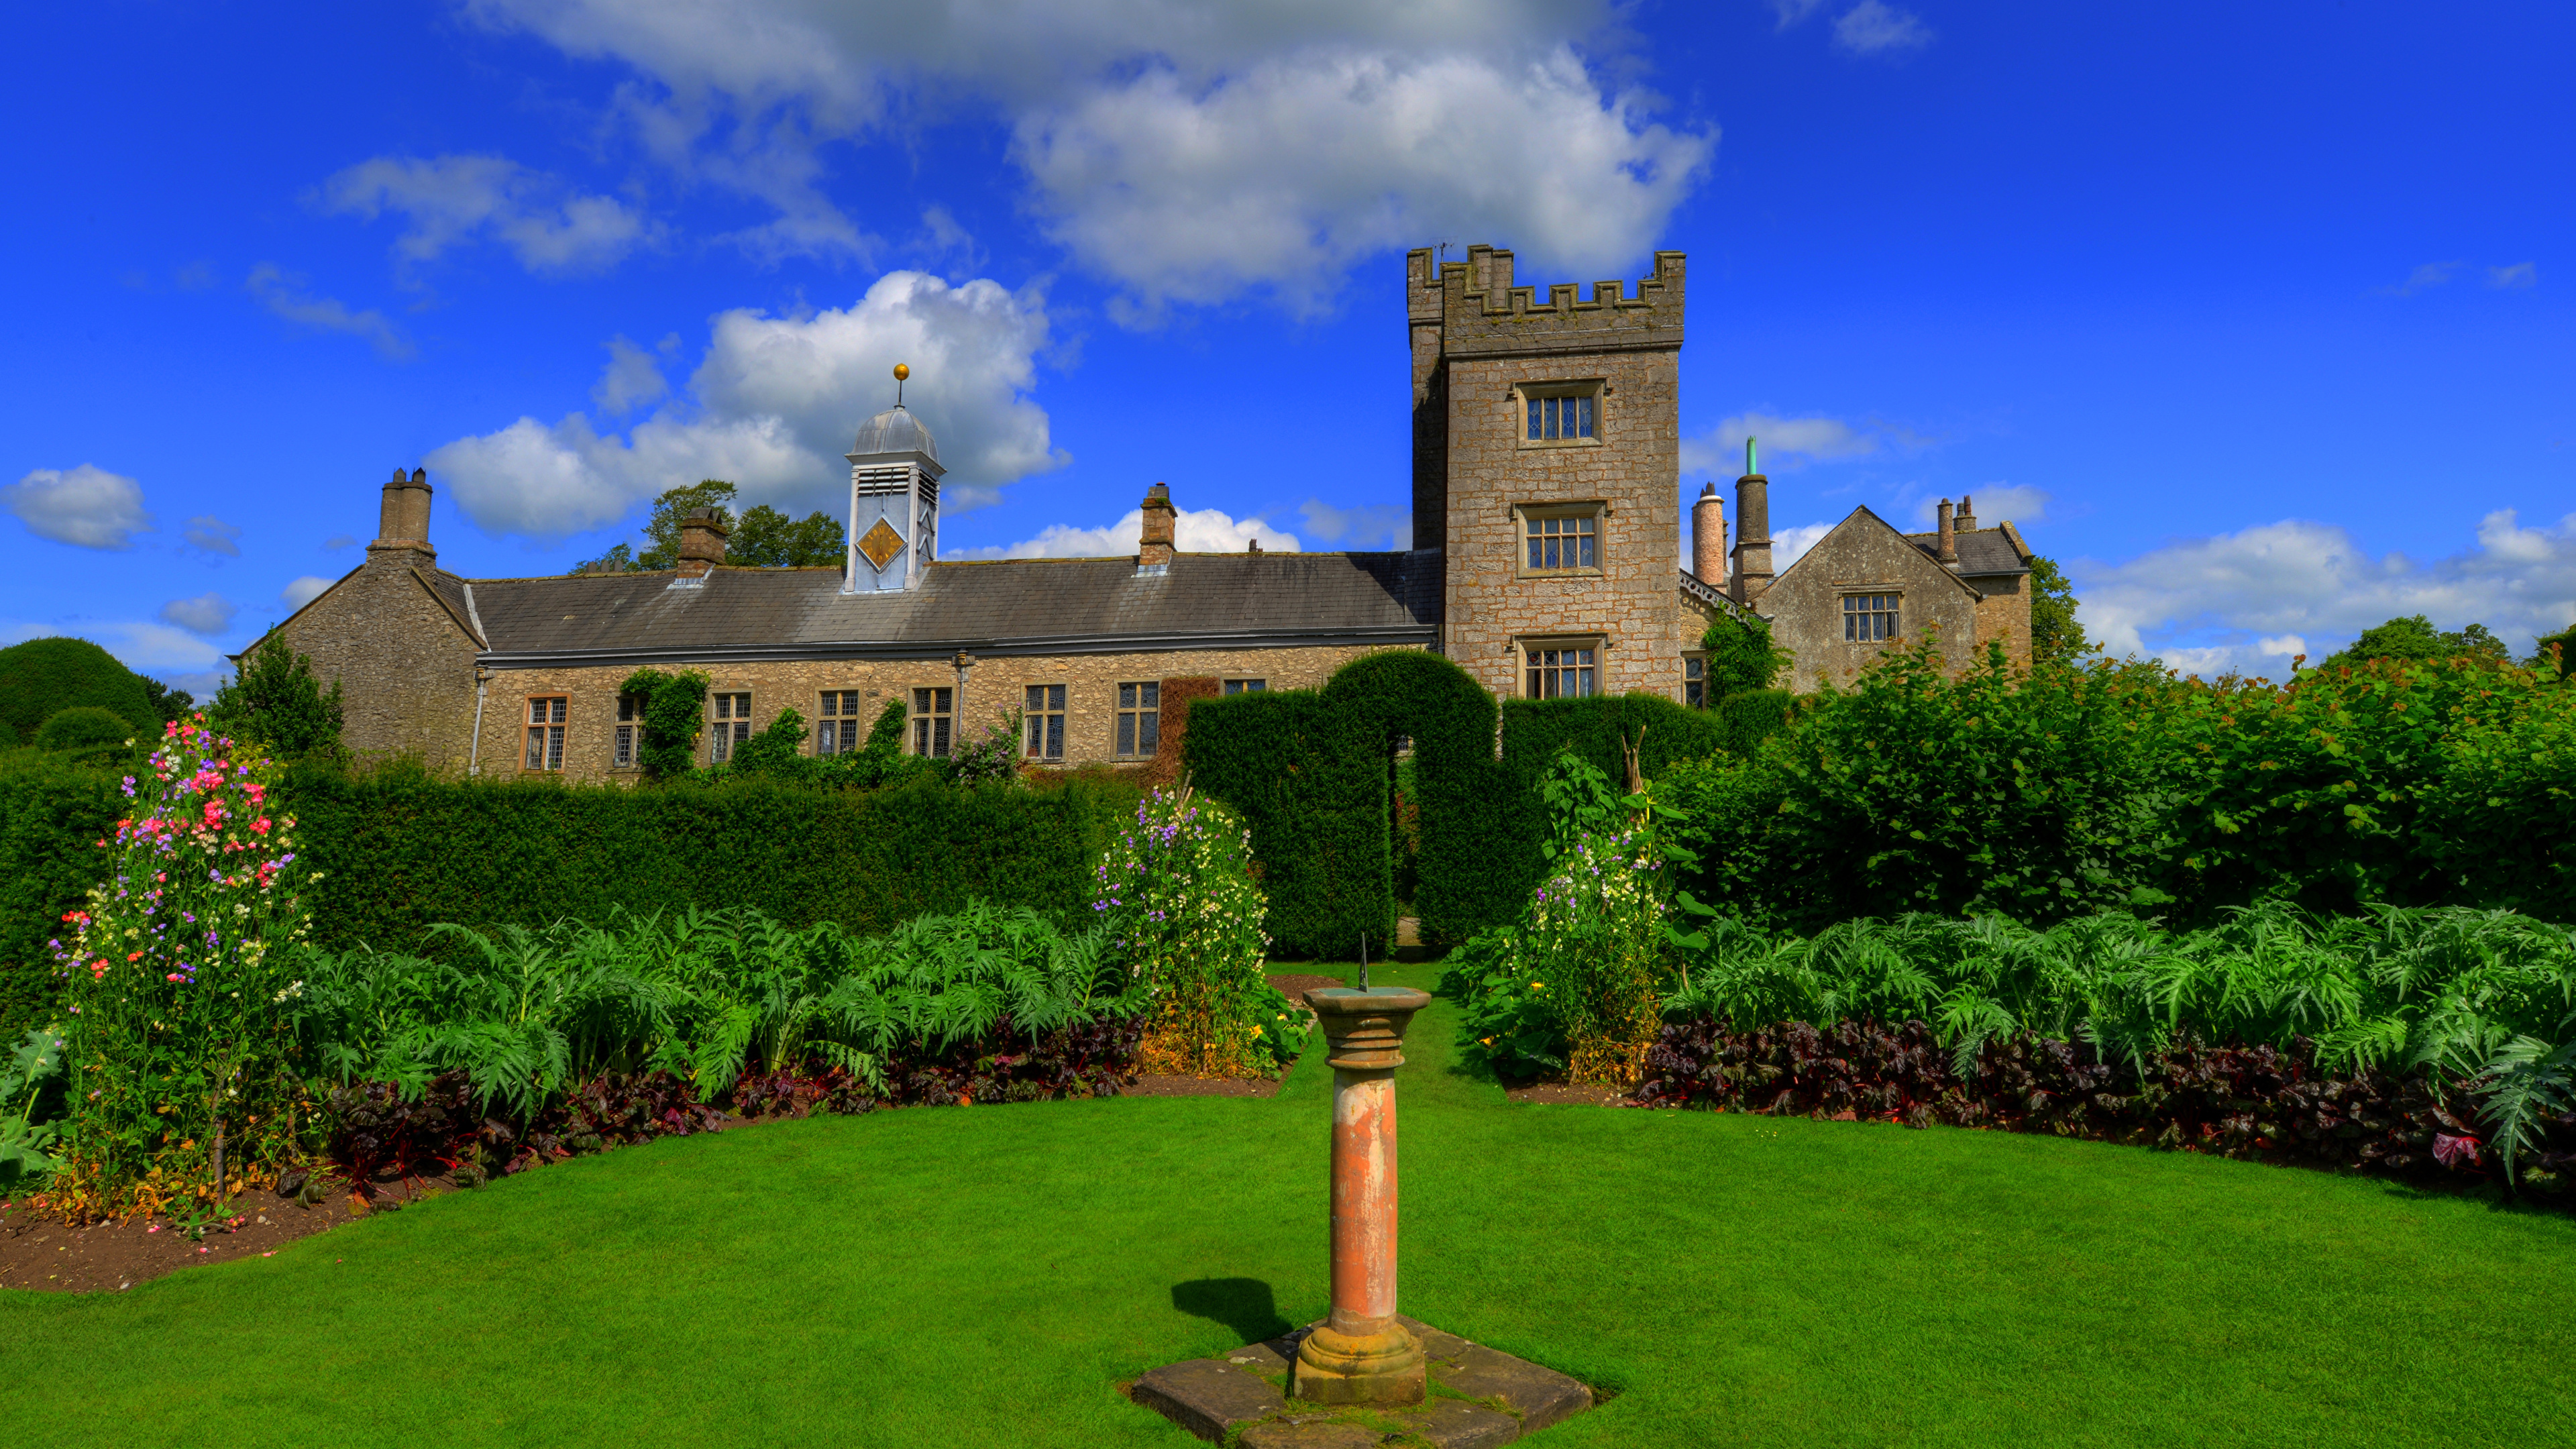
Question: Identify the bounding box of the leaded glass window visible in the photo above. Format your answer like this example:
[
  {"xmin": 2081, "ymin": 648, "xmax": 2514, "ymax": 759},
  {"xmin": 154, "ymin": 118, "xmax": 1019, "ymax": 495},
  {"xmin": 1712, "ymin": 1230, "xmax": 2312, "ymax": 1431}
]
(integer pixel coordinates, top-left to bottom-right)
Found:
[
  {"xmin": 709, "ymin": 692, "xmax": 751, "ymax": 763},
  {"xmin": 1684, "ymin": 656, "xmax": 1707, "ymax": 709},
  {"xmin": 1117, "ymin": 682, "xmax": 1159, "ymax": 758},
  {"xmin": 1525, "ymin": 646, "xmax": 1597, "ymax": 699},
  {"xmin": 1024, "ymin": 684, "xmax": 1065, "ymax": 761},
  {"xmin": 912, "ymin": 688, "xmax": 953, "ymax": 757},
  {"xmin": 816, "ymin": 690, "xmax": 864, "ymax": 754},
  {"xmin": 614, "ymin": 693, "xmax": 637, "ymax": 767},
  {"xmin": 1223, "ymin": 678, "xmax": 1267, "ymax": 694},
  {"xmin": 1526, "ymin": 394, "xmax": 1596, "ymax": 441},
  {"xmin": 524, "ymin": 696, "xmax": 566, "ymax": 771},
  {"xmin": 1843, "ymin": 594, "xmax": 1900, "ymax": 642},
  {"xmin": 1525, "ymin": 511, "xmax": 1598, "ymax": 572}
]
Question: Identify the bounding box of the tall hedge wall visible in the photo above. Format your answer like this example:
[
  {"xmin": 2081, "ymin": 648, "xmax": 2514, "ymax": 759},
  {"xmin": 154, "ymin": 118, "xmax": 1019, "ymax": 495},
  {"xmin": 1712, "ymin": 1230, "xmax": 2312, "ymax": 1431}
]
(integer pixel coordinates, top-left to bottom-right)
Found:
[{"xmin": 0, "ymin": 763, "xmax": 1144, "ymax": 1031}]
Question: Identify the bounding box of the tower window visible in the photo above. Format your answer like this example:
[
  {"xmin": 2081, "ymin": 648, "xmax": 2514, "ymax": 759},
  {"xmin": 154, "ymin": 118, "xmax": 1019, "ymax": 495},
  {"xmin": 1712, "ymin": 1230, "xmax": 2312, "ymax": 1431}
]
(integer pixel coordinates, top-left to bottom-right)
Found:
[
  {"xmin": 524, "ymin": 696, "xmax": 567, "ymax": 771},
  {"xmin": 1527, "ymin": 394, "xmax": 1595, "ymax": 441},
  {"xmin": 1844, "ymin": 594, "xmax": 1901, "ymax": 641},
  {"xmin": 817, "ymin": 690, "xmax": 864, "ymax": 755},
  {"xmin": 710, "ymin": 692, "xmax": 752, "ymax": 763},
  {"xmin": 1024, "ymin": 684, "xmax": 1065, "ymax": 761},
  {"xmin": 1117, "ymin": 682, "xmax": 1160, "ymax": 758},
  {"xmin": 1525, "ymin": 644, "xmax": 1598, "ymax": 699},
  {"xmin": 912, "ymin": 688, "xmax": 953, "ymax": 757},
  {"xmin": 1521, "ymin": 507, "xmax": 1601, "ymax": 573}
]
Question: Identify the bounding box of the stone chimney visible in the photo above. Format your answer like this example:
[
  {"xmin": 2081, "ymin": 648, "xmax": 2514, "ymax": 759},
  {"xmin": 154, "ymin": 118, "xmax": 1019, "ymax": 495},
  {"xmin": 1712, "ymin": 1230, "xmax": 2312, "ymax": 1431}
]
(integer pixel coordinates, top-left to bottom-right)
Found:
[
  {"xmin": 1138, "ymin": 482, "xmax": 1177, "ymax": 572},
  {"xmin": 1955, "ymin": 493, "xmax": 1976, "ymax": 533},
  {"xmin": 676, "ymin": 506, "xmax": 729, "ymax": 580},
  {"xmin": 1691, "ymin": 482, "xmax": 1727, "ymax": 588},
  {"xmin": 369, "ymin": 467, "xmax": 434, "ymax": 561},
  {"xmin": 1731, "ymin": 471, "xmax": 1774, "ymax": 604},
  {"xmin": 1937, "ymin": 498, "xmax": 1958, "ymax": 566}
]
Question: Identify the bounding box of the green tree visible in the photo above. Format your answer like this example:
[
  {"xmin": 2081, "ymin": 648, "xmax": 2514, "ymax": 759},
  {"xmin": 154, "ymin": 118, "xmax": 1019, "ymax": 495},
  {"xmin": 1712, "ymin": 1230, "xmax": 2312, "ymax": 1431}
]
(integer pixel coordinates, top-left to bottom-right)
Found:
[
  {"xmin": 209, "ymin": 635, "xmax": 347, "ymax": 766},
  {"xmin": 2028, "ymin": 555, "xmax": 2092, "ymax": 667},
  {"xmin": 572, "ymin": 480, "xmax": 739, "ymax": 574},
  {"xmin": 731, "ymin": 504, "xmax": 846, "ymax": 567},
  {"xmin": 1698, "ymin": 611, "xmax": 1791, "ymax": 698},
  {"xmin": 2534, "ymin": 624, "xmax": 2574, "ymax": 680},
  {"xmin": 0, "ymin": 637, "xmax": 155, "ymax": 744},
  {"xmin": 139, "ymin": 676, "xmax": 195, "ymax": 723},
  {"xmin": 2314, "ymin": 614, "xmax": 2512, "ymax": 672}
]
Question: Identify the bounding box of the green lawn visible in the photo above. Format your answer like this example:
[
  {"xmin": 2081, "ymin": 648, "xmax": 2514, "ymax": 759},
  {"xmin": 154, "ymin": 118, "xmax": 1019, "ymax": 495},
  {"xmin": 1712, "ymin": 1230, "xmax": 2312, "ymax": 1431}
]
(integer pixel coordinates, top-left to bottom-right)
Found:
[{"xmin": 8, "ymin": 959, "xmax": 2573, "ymax": 1448}]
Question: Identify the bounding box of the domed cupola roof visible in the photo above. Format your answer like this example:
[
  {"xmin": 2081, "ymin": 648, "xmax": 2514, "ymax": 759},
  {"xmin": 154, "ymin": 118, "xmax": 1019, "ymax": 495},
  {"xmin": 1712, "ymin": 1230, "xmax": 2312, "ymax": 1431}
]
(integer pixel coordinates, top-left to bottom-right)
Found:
[{"xmin": 850, "ymin": 405, "xmax": 939, "ymax": 466}]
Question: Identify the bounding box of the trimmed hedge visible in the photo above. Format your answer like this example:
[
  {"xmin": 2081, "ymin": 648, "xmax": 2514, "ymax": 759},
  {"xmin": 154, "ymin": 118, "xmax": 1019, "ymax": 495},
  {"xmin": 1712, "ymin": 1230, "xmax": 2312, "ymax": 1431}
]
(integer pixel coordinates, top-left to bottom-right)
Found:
[
  {"xmin": 0, "ymin": 751, "xmax": 124, "ymax": 1034},
  {"xmin": 0, "ymin": 761, "xmax": 1144, "ymax": 1028},
  {"xmin": 0, "ymin": 637, "xmax": 155, "ymax": 744},
  {"xmin": 286, "ymin": 767, "xmax": 1144, "ymax": 951}
]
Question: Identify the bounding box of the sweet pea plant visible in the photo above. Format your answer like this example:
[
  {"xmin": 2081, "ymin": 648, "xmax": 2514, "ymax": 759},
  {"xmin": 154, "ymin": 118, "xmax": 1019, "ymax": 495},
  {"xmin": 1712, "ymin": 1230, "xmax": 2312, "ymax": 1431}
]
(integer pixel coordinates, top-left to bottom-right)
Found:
[
  {"xmin": 44, "ymin": 717, "xmax": 313, "ymax": 1220},
  {"xmin": 1093, "ymin": 787, "xmax": 1303, "ymax": 1077}
]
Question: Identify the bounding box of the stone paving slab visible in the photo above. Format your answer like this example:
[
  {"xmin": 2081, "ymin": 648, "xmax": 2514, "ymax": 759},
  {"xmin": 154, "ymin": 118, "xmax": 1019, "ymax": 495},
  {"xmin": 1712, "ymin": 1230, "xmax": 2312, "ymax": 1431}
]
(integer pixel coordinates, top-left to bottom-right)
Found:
[{"xmin": 1133, "ymin": 1318, "xmax": 1595, "ymax": 1446}]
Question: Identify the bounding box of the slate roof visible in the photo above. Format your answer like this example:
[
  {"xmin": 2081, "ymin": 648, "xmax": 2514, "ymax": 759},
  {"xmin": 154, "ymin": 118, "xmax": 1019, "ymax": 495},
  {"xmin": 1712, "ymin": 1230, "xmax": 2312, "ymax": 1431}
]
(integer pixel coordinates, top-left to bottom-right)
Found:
[
  {"xmin": 464, "ymin": 551, "xmax": 1442, "ymax": 666},
  {"xmin": 1898, "ymin": 527, "xmax": 2030, "ymax": 576}
]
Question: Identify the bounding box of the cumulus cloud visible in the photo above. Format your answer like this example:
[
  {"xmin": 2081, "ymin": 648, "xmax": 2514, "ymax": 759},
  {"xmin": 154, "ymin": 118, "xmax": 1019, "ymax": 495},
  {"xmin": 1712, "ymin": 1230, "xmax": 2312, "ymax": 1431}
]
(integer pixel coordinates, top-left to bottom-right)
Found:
[
  {"xmin": 2488, "ymin": 262, "xmax": 2537, "ymax": 290},
  {"xmin": 1832, "ymin": 1, "xmax": 1933, "ymax": 54},
  {"xmin": 319, "ymin": 154, "xmax": 653, "ymax": 276},
  {"xmin": 1, "ymin": 464, "xmax": 154, "ymax": 549},
  {"xmin": 1299, "ymin": 500, "xmax": 1412, "ymax": 549},
  {"xmin": 246, "ymin": 264, "xmax": 413, "ymax": 360},
  {"xmin": 465, "ymin": 0, "xmax": 1709, "ymax": 309},
  {"xmin": 1684, "ymin": 411, "xmax": 1892, "ymax": 475},
  {"xmin": 2077, "ymin": 508, "xmax": 2576, "ymax": 680},
  {"xmin": 1773, "ymin": 520, "xmax": 1834, "ymax": 570},
  {"xmin": 182, "ymin": 515, "xmax": 244, "ymax": 556},
  {"xmin": 160, "ymin": 593, "xmax": 239, "ymax": 635},
  {"xmin": 429, "ymin": 270, "xmax": 1061, "ymax": 537},
  {"xmin": 280, "ymin": 576, "xmax": 336, "ymax": 611},
  {"xmin": 957, "ymin": 505, "xmax": 1299, "ymax": 559}
]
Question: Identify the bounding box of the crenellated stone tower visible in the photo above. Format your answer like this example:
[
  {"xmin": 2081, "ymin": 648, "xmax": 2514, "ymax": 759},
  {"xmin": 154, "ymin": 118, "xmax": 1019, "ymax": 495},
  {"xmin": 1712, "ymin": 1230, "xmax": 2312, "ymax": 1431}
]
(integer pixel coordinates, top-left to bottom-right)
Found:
[{"xmin": 1407, "ymin": 244, "xmax": 1688, "ymax": 700}]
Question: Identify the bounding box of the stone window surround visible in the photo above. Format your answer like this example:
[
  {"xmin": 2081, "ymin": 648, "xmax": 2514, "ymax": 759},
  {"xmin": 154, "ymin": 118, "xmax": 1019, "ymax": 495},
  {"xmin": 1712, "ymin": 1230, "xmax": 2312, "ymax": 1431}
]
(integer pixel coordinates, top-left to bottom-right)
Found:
[
  {"xmin": 523, "ymin": 694, "xmax": 569, "ymax": 772},
  {"xmin": 1509, "ymin": 377, "xmax": 1609, "ymax": 450},
  {"xmin": 1115, "ymin": 680, "xmax": 1161, "ymax": 759},
  {"xmin": 1022, "ymin": 682, "xmax": 1067, "ymax": 761},
  {"xmin": 1839, "ymin": 587, "xmax": 1906, "ymax": 643},
  {"xmin": 708, "ymin": 690, "xmax": 753, "ymax": 763},
  {"xmin": 1513, "ymin": 499, "xmax": 1610, "ymax": 580},
  {"xmin": 1514, "ymin": 631, "xmax": 1607, "ymax": 698},
  {"xmin": 1682, "ymin": 651, "xmax": 1707, "ymax": 708},
  {"xmin": 612, "ymin": 691, "xmax": 641, "ymax": 772}
]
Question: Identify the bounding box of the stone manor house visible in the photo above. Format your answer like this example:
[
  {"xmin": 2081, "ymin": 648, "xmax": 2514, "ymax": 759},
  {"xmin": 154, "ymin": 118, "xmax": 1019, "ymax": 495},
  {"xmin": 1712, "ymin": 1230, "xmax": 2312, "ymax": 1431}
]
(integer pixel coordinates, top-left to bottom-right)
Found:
[{"xmin": 268, "ymin": 245, "xmax": 2033, "ymax": 782}]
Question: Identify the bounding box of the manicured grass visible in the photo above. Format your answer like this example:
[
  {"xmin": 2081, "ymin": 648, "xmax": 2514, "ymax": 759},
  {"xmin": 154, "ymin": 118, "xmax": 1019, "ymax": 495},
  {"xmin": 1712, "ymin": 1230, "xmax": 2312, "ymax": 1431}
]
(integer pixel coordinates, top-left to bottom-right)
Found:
[{"xmin": 9, "ymin": 959, "xmax": 2575, "ymax": 1447}]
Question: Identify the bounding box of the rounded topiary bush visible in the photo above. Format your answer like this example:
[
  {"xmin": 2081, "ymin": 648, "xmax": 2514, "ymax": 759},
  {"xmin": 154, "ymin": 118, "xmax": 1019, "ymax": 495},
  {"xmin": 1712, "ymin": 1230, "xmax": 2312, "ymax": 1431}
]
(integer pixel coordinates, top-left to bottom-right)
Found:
[
  {"xmin": 34, "ymin": 705, "xmax": 136, "ymax": 755},
  {"xmin": 0, "ymin": 637, "xmax": 152, "ymax": 744}
]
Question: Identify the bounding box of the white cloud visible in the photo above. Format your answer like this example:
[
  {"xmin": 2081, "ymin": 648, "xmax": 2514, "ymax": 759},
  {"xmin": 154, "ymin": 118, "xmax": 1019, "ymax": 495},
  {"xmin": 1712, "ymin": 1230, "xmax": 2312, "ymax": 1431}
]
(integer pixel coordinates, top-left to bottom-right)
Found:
[
  {"xmin": 0, "ymin": 619, "xmax": 232, "ymax": 674},
  {"xmin": 1833, "ymin": 1, "xmax": 1933, "ymax": 54},
  {"xmin": 592, "ymin": 333, "xmax": 676, "ymax": 415},
  {"xmin": 429, "ymin": 270, "xmax": 1061, "ymax": 537},
  {"xmin": 182, "ymin": 515, "xmax": 243, "ymax": 556},
  {"xmin": 464, "ymin": 0, "xmax": 1709, "ymax": 309},
  {"xmin": 321, "ymin": 534, "xmax": 360, "ymax": 551},
  {"xmin": 2379, "ymin": 260, "xmax": 2461, "ymax": 297},
  {"xmin": 1912, "ymin": 484, "xmax": 2051, "ymax": 527},
  {"xmin": 1, "ymin": 465, "xmax": 154, "ymax": 549},
  {"xmin": 246, "ymin": 264, "xmax": 413, "ymax": 360},
  {"xmin": 2076, "ymin": 508, "xmax": 2576, "ymax": 680},
  {"xmin": 280, "ymin": 576, "xmax": 335, "ymax": 611},
  {"xmin": 2489, "ymin": 262, "xmax": 2537, "ymax": 290},
  {"xmin": 1299, "ymin": 500, "xmax": 1411, "ymax": 549},
  {"xmin": 959, "ymin": 506, "xmax": 1299, "ymax": 559},
  {"xmin": 319, "ymin": 154, "xmax": 652, "ymax": 276},
  {"xmin": 1773, "ymin": 520, "xmax": 1833, "ymax": 570},
  {"xmin": 159, "ymin": 593, "xmax": 239, "ymax": 635},
  {"xmin": 1685, "ymin": 411, "xmax": 1890, "ymax": 475},
  {"xmin": 1768, "ymin": 0, "xmax": 1835, "ymax": 27}
]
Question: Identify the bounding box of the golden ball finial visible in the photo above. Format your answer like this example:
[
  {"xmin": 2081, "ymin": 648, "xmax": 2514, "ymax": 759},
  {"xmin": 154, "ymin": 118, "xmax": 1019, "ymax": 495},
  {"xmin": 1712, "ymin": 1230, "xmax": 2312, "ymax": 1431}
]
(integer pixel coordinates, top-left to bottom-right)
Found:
[{"xmin": 892, "ymin": 363, "xmax": 910, "ymax": 382}]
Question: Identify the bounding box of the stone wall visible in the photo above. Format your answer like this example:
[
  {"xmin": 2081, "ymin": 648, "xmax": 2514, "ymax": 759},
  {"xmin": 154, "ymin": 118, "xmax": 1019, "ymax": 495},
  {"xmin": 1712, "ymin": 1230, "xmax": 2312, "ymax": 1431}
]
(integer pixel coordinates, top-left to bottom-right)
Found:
[
  {"xmin": 474, "ymin": 640, "xmax": 1418, "ymax": 784},
  {"xmin": 1971, "ymin": 571, "xmax": 2032, "ymax": 668},
  {"xmin": 272, "ymin": 545, "xmax": 482, "ymax": 769},
  {"xmin": 1762, "ymin": 513, "xmax": 1984, "ymax": 694}
]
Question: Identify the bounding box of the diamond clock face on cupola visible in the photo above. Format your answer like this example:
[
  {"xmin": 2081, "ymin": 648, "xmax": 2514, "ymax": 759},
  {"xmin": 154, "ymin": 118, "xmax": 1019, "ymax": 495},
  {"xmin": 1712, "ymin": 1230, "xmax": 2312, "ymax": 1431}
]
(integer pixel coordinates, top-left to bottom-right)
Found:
[{"xmin": 844, "ymin": 364, "xmax": 945, "ymax": 594}]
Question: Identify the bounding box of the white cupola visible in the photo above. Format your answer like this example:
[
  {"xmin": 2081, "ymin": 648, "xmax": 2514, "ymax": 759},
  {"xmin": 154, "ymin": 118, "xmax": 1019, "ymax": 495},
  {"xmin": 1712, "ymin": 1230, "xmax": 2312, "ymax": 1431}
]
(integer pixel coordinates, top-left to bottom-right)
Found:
[{"xmin": 844, "ymin": 363, "xmax": 945, "ymax": 593}]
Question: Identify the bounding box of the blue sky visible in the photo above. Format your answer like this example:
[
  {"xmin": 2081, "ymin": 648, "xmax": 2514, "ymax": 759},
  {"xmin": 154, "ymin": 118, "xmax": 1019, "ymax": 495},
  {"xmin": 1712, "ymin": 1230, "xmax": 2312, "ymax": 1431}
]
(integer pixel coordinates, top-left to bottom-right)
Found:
[{"xmin": 4, "ymin": 0, "xmax": 2569, "ymax": 694}]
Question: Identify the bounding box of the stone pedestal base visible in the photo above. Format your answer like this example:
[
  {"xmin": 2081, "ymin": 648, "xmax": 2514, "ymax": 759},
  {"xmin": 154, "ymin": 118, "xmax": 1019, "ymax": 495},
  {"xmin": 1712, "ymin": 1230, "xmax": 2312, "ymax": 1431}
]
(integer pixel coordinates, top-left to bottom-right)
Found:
[
  {"xmin": 1131, "ymin": 1317, "xmax": 1592, "ymax": 1447},
  {"xmin": 1291, "ymin": 1319, "xmax": 1426, "ymax": 1405}
]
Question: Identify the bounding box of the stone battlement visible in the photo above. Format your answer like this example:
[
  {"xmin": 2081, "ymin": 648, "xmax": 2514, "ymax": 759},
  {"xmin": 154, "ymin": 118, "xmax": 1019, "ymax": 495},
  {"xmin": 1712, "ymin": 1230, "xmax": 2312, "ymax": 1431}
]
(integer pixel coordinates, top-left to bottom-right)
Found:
[{"xmin": 1405, "ymin": 244, "xmax": 1684, "ymax": 358}]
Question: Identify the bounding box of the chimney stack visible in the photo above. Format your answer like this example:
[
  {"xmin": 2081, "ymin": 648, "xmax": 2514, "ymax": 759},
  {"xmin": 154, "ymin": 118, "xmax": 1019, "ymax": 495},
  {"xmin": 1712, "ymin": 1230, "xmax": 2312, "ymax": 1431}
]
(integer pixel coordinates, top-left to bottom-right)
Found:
[
  {"xmin": 677, "ymin": 506, "xmax": 730, "ymax": 580},
  {"xmin": 370, "ymin": 466, "xmax": 435, "ymax": 561},
  {"xmin": 1955, "ymin": 493, "xmax": 1976, "ymax": 533},
  {"xmin": 1937, "ymin": 498, "xmax": 1957, "ymax": 566},
  {"xmin": 1138, "ymin": 482, "xmax": 1177, "ymax": 572},
  {"xmin": 1731, "ymin": 444, "xmax": 1774, "ymax": 605},
  {"xmin": 1691, "ymin": 482, "xmax": 1728, "ymax": 589}
]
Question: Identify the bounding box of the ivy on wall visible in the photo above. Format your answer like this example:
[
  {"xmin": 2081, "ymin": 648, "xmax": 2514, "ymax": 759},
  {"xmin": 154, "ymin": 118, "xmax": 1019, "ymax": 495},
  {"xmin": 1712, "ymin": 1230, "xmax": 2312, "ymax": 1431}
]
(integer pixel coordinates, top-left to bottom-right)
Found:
[{"xmin": 620, "ymin": 667, "xmax": 710, "ymax": 780}]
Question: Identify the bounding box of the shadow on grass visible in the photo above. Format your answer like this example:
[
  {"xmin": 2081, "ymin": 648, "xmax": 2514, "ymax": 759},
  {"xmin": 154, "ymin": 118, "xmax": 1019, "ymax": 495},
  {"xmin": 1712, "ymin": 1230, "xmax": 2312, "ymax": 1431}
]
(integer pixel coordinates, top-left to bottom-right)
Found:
[{"xmin": 1171, "ymin": 1277, "xmax": 1293, "ymax": 1345}]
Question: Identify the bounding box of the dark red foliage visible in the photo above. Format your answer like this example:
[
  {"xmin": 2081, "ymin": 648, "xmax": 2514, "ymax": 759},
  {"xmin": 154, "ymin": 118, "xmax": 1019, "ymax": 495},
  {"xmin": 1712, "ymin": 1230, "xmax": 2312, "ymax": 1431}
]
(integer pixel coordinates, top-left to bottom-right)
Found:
[{"xmin": 1633, "ymin": 1016, "xmax": 2576, "ymax": 1196}]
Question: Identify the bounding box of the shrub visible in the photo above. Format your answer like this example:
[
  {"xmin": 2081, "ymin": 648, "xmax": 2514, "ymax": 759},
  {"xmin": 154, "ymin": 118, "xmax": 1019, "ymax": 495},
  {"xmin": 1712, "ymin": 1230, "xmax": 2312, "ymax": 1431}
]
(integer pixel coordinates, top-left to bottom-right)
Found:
[
  {"xmin": 0, "ymin": 751, "xmax": 124, "ymax": 1034},
  {"xmin": 1699, "ymin": 610, "xmax": 1791, "ymax": 696},
  {"xmin": 35, "ymin": 706, "xmax": 139, "ymax": 759},
  {"xmin": 1093, "ymin": 788, "xmax": 1301, "ymax": 1077},
  {"xmin": 620, "ymin": 667, "xmax": 708, "ymax": 780},
  {"xmin": 0, "ymin": 637, "xmax": 154, "ymax": 745},
  {"xmin": 46, "ymin": 719, "xmax": 313, "ymax": 1220},
  {"xmin": 211, "ymin": 636, "xmax": 347, "ymax": 767}
]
